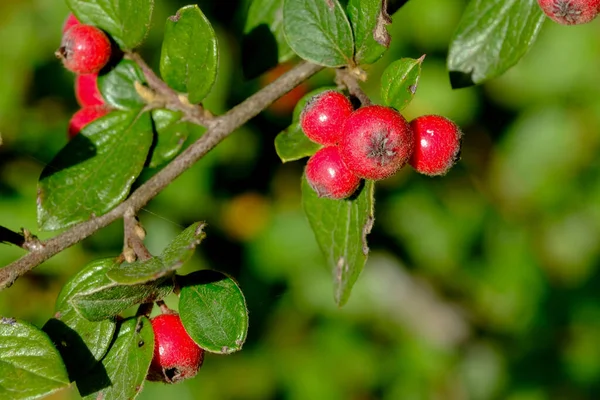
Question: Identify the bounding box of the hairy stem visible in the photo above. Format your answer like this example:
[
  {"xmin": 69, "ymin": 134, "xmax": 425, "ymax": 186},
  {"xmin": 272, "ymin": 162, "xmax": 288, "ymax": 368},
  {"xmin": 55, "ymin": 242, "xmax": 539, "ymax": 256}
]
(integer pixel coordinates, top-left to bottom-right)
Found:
[{"xmin": 0, "ymin": 59, "xmax": 323, "ymax": 290}]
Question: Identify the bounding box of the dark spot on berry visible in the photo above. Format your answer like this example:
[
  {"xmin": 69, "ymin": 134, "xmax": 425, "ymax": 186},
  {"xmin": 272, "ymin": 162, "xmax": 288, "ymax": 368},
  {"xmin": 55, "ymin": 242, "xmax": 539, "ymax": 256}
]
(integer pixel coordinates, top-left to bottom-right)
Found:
[
  {"xmin": 165, "ymin": 367, "xmax": 180, "ymax": 382},
  {"xmin": 366, "ymin": 130, "xmax": 396, "ymax": 166},
  {"xmin": 552, "ymin": 0, "xmax": 583, "ymax": 23}
]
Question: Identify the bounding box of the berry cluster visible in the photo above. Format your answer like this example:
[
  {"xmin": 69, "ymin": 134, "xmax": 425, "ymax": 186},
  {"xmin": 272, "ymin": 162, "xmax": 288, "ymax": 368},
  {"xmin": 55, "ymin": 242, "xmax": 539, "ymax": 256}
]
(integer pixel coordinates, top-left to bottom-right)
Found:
[
  {"xmin": 537, "ymin": 0, "xmax": 600, "ymax": 25},
  {"xmin": 58, "ymin": 14, "xmax": 112, "ymax": 139},
  {"xmin": 147, "ymin": 312, "xmax": 205, "ymax": 384},
  {"xmin": 300, "ymin": 91, "xmax": 462, "ymax": 200}
]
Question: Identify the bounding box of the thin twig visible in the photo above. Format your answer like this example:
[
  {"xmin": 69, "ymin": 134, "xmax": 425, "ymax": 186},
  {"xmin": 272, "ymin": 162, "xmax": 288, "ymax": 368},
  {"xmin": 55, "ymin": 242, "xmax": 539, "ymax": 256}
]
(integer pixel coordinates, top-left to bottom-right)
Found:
[
  {"xmin": 0, "ymin": 59, "xmax": 323, "ymax": 290},
  {"xmin": 123, "ymin": 208, "xmax": 151, "ymax": 262},
  {"xmin": 335, "ymin": 68, "xmax": 372, "ymax": 106}
]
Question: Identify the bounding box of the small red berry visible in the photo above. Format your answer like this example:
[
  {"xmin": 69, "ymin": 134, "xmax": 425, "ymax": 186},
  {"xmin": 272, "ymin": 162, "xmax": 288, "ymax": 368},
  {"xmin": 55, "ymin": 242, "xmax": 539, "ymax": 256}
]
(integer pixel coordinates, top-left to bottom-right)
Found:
[
  {"xmin": 339, "ymin": 105, "xmax": 414, "ymax": 180},
  {"xmin": 300, "ymin": 90, "xmax": 353, "ymax": 146},
  {"xmin": 147, "ymin": 313, "xmax": 204, "ymax": 384},
  {"xmin": 305, "ymin": 146, "xmax": 361, "ymax": 199},
  {"xmin": 68, "ymin": 106, "xmax": 109, "ymax": 139},
  {"xmin": 409, "ymin": 115, "xmax": 462, "ymax": 176},
  {"xmin": 75, "ymin": 73, "xmax": 104, "ymax": 107},
  {"xmin": 537, "ymin": 0, "xmax": 600, "ymax": 25},
  {"xmin": 62, "ymin": 13, "xmax": 80, "ymax": 34},
  {"xmin": 57, "ymin": 24, "xmax": 111, "ymax": 74}
]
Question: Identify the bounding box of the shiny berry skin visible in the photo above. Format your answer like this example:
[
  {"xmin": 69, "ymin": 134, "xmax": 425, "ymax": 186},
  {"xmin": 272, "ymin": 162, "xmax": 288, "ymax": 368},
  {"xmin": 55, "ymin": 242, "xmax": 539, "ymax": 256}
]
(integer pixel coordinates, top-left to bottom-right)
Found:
[
  {"xmin": 537, "ymin": 0, "xmax": 600, "ymax": 25},
  {"xmin": 409, "ymin": 115, "xmax": 462, "ymax": 176},
  {"xmin": 57, "ymin": 24, "xmax": 111, "ymax": 74},
  {"xmin": 75, "ymin": 73, "xmax": 104, "ymax": 107},
  {"xmin": 147, "ymin": 313, "xmax": 204, "ymax": 384},
  {"xmin": 62, "ymin": 13, "xmax": 80, "ymax": 33},
  {"xmin": 300, "ymin": 90, "xmax": 353, "ymax": 146},
  {"xmin": 339, "ymin": 105, "xmax": 414, "ymax": 180},
  {"xmin": 305, "ymin": 146, "xmax": 361, "ymax": 199},
  {"xmin": 68, "ymin": 106, "xmax": 109, "ymax": 139}
]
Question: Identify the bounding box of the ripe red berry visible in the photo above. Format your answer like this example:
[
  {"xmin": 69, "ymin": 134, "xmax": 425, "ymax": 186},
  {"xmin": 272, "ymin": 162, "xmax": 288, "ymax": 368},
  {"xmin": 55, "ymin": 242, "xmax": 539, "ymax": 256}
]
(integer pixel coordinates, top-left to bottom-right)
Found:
[
  {"xmin": 62, "ymin": 13, "xmax": 80, "ymax": 34},
  {"xmin": 409, "ymin": 115, "xmax": 462, "ymax": 176},
  {"xmin": 57, "ymin": 25, "xmax": 111, "ymax": 74},
  {"xmin": 537, "ymin": 0, "xmax": 600, "ymax": 25},
  {"xmin": 75, "ymin": 73, "xmax": 104, "ymax": 107},
  {"xmin": 300, "ymin": 90, "xmax": 353, "ymax": 146},
  {"xmin": 305, "ymin": 146, "xmax": 361, "ymax": 199},
  {"xmin": 339, "ymin": 105, "xmax": 414, "ymax": 181},
  {"xmin": 147, "ymin": 313, "xmax": 204, "ymax": 384},
  {"xmin": 68, "ymin": 106, "xmax": 109, "ymax": 139}
]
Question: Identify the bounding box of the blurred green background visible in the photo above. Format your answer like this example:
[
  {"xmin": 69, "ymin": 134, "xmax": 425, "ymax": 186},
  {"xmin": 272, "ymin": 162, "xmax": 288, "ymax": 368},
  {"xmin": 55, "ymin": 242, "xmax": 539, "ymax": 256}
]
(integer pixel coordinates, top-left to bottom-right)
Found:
[{"xmin": 2, "ymin": 0, "xmax": 600, "ymax": 399}]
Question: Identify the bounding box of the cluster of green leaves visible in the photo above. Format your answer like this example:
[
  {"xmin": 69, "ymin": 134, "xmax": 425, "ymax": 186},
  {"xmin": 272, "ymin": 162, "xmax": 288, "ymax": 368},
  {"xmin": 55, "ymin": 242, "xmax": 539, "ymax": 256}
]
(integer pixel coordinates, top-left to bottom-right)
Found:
[{"xmin": 0, "ymin": 222, "xmax": 248, "ymax": 399}]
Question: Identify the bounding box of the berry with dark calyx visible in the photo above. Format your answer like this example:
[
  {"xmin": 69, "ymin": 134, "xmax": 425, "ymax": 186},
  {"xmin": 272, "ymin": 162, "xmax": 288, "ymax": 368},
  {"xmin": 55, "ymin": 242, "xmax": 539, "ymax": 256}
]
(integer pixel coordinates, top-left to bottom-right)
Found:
[
  {"xmin": 147, "ymin": 313, "xmax": 204, "ymax": 384},
  {"xmin": 537, "ymin": 0, "xmax": 600, "ymax": 25},
  {"xmin": 62, "ymin": 13, "xmax": 80, "ymax": 33},
  {"xmin": 409, "ymin": 115, "xmax": 462, "ymax": 176},
  {"xmin": 57, "ymin": 24, "xmax": 111, "ymax": 74},
  {"xmin": 68, "ymin": 106, "xmax": 109, "ymax": 139},
  {"xmin": 300, "ymin": 90, "xmax": 353, "ymax": 146},
  {"xmin": 305, "ymin": 146, "xmax": 361, "ymax": 199},
  {"xmin": 339, "ymin": 105, "xmax": 414, "ymax": 180},
  {"xmin": 75, "ymin": 73, "xmax": 104, "ymax": 107}
]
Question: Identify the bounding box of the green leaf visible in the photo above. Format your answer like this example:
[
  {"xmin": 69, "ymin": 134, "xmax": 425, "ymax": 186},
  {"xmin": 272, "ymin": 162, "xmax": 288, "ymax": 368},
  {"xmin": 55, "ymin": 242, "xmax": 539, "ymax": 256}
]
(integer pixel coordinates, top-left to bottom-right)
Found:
[
  {"xmin": 160, "ymin": 5, "xmax": 218, "ymax": 104},
  {"xmin": 447, "ymin": 0, "xmax": 545, "ymax": 88},
  {"xmin": 70, "ymin": 278, "xmax": 174, "ymax": 321},
  {"xmin": 106, "ymin": 222, "xmax": 206, "ymax": 285},
  {"xmin": 149, "ymin": 109, "xmax": 194, "ymax": 168},
  {"xmin": 179, "ymin": 270, "xmax": 248, "ymax": 354},
  {"xmin": 283, "ymin": 0, "xmax": 354, "ymax": 67},
  {"xmin": 347, "ymin": 0, "xmax": 389, "ymax": 64},
  {"xmin": 77, "ymin": 317, "xmax": 154, "ymax": 399},
  {"xmin": 0, "ymin": 318, "xmax": 69, "ymax": 399},
  {"xmin": 98, "ymin": 59, "xmax": 146, "ymax": 110},
  {"xmin": 380, "ymin": 56, "xmax": 425, "ymax": 111},
  {"xmin": 37, "ymin": 110, "xmax": 153, "ymax": 231},
  {"xmin": 43, "ymin": 259, "xmax": 117, "ymax": 381},
  {"xmin": 301, "ymin": 175, "xmax": 375, "ymax": 307},
  {"xmin": 243, "ymin": 0, "xmax": 294, "ymax": 78},
  {"xmin": 66, "ymin": 0, "xmax": 154, "ymax": 50}
]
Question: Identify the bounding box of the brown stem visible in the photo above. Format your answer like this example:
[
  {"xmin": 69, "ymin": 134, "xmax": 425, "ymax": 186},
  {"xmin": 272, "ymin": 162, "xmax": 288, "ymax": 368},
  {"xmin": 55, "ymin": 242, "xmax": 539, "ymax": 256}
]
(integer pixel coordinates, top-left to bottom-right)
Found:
[
  {"xmin": 336, "ymin": 68, "xmax": 372, "ymax": 106},
  {"xmin": 123, "ymin": 208, "xmax": 151, "ymax": 262},
  {"xmin": 0, "ymin": 59, "xmax": 324, "ymax": 290}
]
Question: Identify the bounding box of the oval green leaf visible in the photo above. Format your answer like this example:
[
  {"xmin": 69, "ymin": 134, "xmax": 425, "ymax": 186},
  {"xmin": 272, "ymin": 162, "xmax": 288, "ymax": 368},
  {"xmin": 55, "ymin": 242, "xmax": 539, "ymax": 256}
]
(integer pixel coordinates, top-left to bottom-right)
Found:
[
  {"xmin": 77, "ymin": 317, "xmax": 154, "ymax": 399},
  {"xmin": 347, "ymin": 0, "xmax": 390, "ymax": 64},
  {"xmin": 37, "ymin": 110, "xmax": 153, "ymax": 231},
  {"xmin": 149, "ymin": 109, "xmax": 193, "ymax": 168},
  {"xmin": 447, "ymin": 0, "xmax": 545, "ymax": 88},
  {"xmin": 43, "ymin": 259, "xmax": 117, "ymax": 381},
  {"xmin": 179, "ymin": 270, "xmax": 248, "ymax": 354},
  {"xmin": 0, "ymin": 318, "xmax": 69, "ymax": 399},
  {"xmin": 283, "ymin": 0, "xmax": 354, "ymax": 67},
  {"xmin": 160, "ymin": 5, "xmax": 218, "ymax": 104},
  {"xmin": 381, "ymin": 56, "xmax": 425, "ymax": 111},
  {"xmin": 66, "ymin": 0, "xmax": 154, "ymax": 50},
  {"xmin": 98, "ymin": 59, "xmax": 146, "ymax": 110},
  {"xmin": 301, "ymin": 175, "xmax": 375, "ymax": 307}
]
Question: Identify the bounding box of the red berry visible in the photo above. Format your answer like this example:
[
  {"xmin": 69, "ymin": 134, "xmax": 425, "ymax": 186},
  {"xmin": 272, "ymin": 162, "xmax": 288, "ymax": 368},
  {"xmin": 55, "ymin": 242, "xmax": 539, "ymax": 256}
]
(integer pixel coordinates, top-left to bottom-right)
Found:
[
  {"xmin": 147, "ymin": 313, "xmax": 204, "ymax": 384},
  {"xmin": 57, "ymin": 25, "xmax": 111, "ymax": 74},
  {"xmin": 62, "ymin": 13, "xmax": 80, "ymax": 34},
  {"xmin": 68, "ymin": 106, "xmax": 109, "ymax": 139},
  {"xmin": 537, "ymin": 0, "xmax": 600, "ymax": 25},
  {"xmin": 75, "ymin": 73, "xmax": 104, "ymax": 107},
  {"xmin": 339, "ymin": 105, "xmax": 414, "ymax": 181},
  {"xmin": 409, "ymin": 115, "xmax": 462, "ymax": 176},
  {"xmin": 300, "ymin": 90, "xmax": 353, "ymax": 146},
  {"xmin": 305, "ymin": 146, "xmax": 361, "ymax": 199}
]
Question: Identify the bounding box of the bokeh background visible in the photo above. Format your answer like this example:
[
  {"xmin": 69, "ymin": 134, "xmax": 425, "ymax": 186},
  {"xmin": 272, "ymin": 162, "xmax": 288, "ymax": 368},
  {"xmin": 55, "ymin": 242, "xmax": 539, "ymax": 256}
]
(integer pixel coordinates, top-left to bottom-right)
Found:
[{"xmin": 2, "ymin": 0, "xmax": 600, "ymax": 399}]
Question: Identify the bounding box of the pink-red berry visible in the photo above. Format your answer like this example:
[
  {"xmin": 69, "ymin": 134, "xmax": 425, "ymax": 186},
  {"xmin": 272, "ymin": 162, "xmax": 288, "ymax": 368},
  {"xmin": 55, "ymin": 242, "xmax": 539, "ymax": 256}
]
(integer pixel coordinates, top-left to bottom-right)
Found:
[
  {"xmin": 75, "ymin": 73, "xmax": 104, "ymax": 107},
  {"xmin": 300, "ymin": 90, "xmax": 353, "ymax": 146},
  {"xmin": 57, "ymin": 24, "xmax": 111, "ymax": 74},
  {"xmin": 409, "ymin": 115, "xmax": 462, "ymax": 176},
  {"xmin": 537, "ymin": 0, "xmax": 600, "ymax": 25},
  {"xmin": 68, "ymin": 106, "xmax": 109, "ymax": 139},
  {"xmin": 62, "ymin": 13, "xmax": 80, "ymax": 34},
  {"xmin": 306, "ymin": 146, "xmax": 361, "ymax": 199},
  {"xmin": 339, "ymin": 105, "xmax": 414, "ymax": 181},
  {"xmin": 147, "ymin": 313, "xmax": 204, "ymax": 384}
]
